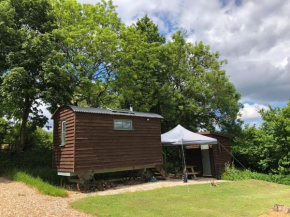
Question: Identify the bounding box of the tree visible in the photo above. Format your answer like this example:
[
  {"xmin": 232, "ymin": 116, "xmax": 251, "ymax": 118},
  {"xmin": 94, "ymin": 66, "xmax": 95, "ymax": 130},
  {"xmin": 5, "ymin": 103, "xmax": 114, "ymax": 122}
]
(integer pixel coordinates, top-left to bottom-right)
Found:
[
  {"xmin": 233, "ymin": 101, "xmax": 290, "ymax": 174},
  {"xmin": 161, "ymin": 31, "xmax": 242, "ymax": 132},
  {"xmin": 116, "ymin": 18, "xmax": 241, "ymax": 134},
  {"xmin": 0, "ymin": 0, "xmax": 72, "ymax": 150},
  {"xmin": 134, "ymin": 15, "xmax": 165, "ymax": 44},
  {"xmin": 114, "ymin": 16, "xmax": 166, "ymax": 112},
  {"xmin": 53, "ymin": 0, "xmax": 122, "ymax": 108}
]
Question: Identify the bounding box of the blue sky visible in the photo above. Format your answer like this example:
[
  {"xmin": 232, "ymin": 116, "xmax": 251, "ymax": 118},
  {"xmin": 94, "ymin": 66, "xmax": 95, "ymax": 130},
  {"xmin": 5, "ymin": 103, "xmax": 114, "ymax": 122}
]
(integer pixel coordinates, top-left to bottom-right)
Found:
[{"xmin": 45, "ymin": 0, "xmax": 290, "ymax": 129}]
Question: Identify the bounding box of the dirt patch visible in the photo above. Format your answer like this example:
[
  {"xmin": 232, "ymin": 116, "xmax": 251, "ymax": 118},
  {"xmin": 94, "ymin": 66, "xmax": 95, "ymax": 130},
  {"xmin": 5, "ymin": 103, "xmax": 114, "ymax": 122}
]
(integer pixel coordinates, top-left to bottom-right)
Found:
[{"xmin": 260, "ymin": 210, "xmax": 290, "ymax": 217}]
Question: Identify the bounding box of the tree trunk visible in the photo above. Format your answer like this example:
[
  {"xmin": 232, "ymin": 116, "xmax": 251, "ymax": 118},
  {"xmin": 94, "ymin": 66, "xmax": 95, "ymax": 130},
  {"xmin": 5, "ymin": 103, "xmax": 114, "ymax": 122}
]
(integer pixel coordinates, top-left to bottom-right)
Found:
[{"xmin": 19, "ymin": 97, "xmax": 31, "ymax": 151}]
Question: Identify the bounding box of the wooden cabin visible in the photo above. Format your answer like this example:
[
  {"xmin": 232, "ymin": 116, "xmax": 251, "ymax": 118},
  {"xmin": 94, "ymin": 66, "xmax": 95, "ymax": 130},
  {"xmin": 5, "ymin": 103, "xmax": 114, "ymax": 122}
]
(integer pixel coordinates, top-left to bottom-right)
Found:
[
  {"xmin": 185, "ymin": 132, "xmax": 231, "ymax": 178},
  {"xmin": 52, "ymin": 105, "xmax": 163, "ymax": 176}
]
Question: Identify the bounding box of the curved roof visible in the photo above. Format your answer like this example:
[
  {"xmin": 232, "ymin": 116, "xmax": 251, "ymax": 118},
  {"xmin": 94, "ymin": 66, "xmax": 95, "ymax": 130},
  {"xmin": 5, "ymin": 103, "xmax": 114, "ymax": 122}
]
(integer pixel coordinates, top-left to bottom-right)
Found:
[{"xmin": 52, "ymin": 105, "xmax": 163, "ymax": 119}]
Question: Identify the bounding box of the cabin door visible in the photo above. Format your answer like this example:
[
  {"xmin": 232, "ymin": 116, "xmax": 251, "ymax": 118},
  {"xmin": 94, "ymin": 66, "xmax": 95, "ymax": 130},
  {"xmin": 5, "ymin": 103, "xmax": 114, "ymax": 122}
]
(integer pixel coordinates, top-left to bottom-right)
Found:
[{"xmin": 201, "ymin": 145, "xmax": 212, "ymax": 176}]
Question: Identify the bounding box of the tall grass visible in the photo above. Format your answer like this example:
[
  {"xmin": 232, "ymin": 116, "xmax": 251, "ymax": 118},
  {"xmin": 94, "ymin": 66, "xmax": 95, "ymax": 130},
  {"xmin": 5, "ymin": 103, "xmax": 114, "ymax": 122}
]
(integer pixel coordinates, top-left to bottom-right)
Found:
[
  {"xmin": 13, "ymin": 171, "xmax": 67, "ymax": 197},
  {"xmin": 222, "ymin": 164, "xmax": 290, "ymax": 185},
  {"xmin": 0, "ymin": 151, "xmax": 67, "ymax": 197}
]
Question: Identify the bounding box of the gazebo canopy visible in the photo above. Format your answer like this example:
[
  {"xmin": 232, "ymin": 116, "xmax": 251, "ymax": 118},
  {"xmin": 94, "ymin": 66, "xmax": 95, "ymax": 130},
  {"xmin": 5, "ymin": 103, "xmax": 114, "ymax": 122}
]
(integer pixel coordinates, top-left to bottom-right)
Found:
[{"xmin": 161, "ymin": 124, "xmax": 218, "ymax": 146}]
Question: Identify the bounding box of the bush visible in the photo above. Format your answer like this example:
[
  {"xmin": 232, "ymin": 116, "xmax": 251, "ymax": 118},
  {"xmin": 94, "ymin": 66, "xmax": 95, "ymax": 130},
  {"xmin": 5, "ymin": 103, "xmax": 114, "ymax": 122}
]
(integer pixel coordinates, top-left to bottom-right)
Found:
[
  {"xmin": 0, "ymin": 149, "xmax": 61, "ymax": 186},
  {"xmin": 0, "ymin": 127, "xmax": 66, "ymax": 196},
  {"xmin": 222, "ymin": 164, "xmax": 253, "ymax": 180},
  {"xmin": 0, "ymin": 118, "xmax": 8, "ymax": 143},
  {"xmin": 0, "ymin": 152, "xmax": 66, "ymax": 196},
  {"xmin": 231, "ymin": 101, "xmax": 290, "ymax": 175},
  {"xmin": 222, "ymin": 164, "xmax": 290, "ymax": 185}
]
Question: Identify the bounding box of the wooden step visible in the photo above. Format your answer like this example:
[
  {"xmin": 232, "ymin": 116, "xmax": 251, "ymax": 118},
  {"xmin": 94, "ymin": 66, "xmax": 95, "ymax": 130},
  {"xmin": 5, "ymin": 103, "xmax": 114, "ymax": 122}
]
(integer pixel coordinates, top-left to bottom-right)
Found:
[{"xmin": 155, "ymin": 164, "xmax": 169, "ymax": 180}]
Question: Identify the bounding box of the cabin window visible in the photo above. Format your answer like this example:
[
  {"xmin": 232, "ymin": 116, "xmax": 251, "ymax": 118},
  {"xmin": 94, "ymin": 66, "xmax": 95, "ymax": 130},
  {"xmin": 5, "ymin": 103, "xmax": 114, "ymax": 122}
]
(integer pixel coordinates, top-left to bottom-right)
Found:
[
  {"xmin": 61, "ymin": 120, "xmax": 66, "ymax": 146},
  {"xmin": 114, "ymin": 119, "xmax": 133, "ymax": 130}
]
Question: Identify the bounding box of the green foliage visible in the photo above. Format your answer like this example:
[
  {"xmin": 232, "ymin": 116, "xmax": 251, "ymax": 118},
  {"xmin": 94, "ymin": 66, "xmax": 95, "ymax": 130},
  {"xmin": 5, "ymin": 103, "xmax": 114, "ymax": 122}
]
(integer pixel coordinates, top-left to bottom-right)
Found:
[
  {"xmin": 222, "ymin": 164, "xmax": 254, "ymax": 180},
  {"xmin": 161, "ymin": 31, "xmax": 242, "ymax": 132},
  {"xmin": 222, "ymin": 164, "xmax": 290, "ymax": 185},
  {"xmin": 0, "ymin": 118, "xmax": 8, "ymax": 143},
  {"xmin": 1, "ymin": 154, "xmax": 61, "ymax": 184},
  {"xmin": 0, "ymin": 0, "xmax": 72, "ymax": 149},
  {"xmin": 13, "ymin": 171, "xmax": 67, "ymax": 197},
  {"xmin": 115, "ymin": 22, "xmax": 165, "ymax": 112},
  {"xmin": 0, "ymin": 127, "xmax": 56, "ymax": 186},
  {"xmin": 0, "ymin": 128, "xmax": 62, "ymax": 197},
  {"xmin": 2, "ymin": 124, "xmax": 52, "ymax": 150},
  {"xmin": 28, "ymin": 127, "xmax": 53, "ymax": 150},
  {"xmin": 134, "ymin": 15, "xmax": 166, "ymax": 44},
  {"xmin": 72, "ymin": 180, "xmax": 290, "ymax": 217},
  {"xmin": 232, "ymin": 101, "xmax": 290, "ymax": 174},
  {"xmin": 162, "ymin": 146, "xmax": 181, "ymax": 173},
  {"xmin": 54, "ymin": 0, "xmax": 122, "ymax": 107},
  {"xmin": 115, "ymin": 18, "xmax": 242, "ymax": 135}
]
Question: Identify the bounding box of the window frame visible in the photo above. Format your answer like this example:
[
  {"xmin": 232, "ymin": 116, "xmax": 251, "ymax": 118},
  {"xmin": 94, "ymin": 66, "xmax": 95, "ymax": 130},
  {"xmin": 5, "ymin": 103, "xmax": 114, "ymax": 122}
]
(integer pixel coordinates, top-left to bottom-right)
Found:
[
  {"xmin": 113, "ymin": 119, "xmax": 133, "ymax": 131},
  {"xmin": 60, "ymin": 120, "xmax": 66, "ymax": 146}
]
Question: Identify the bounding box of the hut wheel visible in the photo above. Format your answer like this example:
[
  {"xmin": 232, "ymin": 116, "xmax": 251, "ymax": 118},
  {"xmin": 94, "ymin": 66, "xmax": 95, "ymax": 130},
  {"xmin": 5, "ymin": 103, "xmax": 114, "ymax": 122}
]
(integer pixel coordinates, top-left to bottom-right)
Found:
[
  {"xmin": 60, "ymin": 176, "xmax": 65, "ymax": 187},
  {"xmin": 77, "ymin": 175, "xmax": 96, "ymax": 193},
  {"xmin": 122, "ymin": 170, "xmax": 138, "ymax": 182},
  {"xmin": 122, "ymin": 171, "xmax": 131, "ymax": 182},
  {"xmin": 142, "ymin": 170, "xmax": 152, "ymax": 182}
]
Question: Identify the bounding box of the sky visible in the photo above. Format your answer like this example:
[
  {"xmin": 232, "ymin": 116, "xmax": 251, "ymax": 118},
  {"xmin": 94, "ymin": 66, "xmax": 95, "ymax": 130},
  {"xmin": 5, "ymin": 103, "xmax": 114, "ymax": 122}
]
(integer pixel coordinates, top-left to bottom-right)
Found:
[{"xmin": 45, "ymin": 0, "xmax": 290, "ymax": 129}]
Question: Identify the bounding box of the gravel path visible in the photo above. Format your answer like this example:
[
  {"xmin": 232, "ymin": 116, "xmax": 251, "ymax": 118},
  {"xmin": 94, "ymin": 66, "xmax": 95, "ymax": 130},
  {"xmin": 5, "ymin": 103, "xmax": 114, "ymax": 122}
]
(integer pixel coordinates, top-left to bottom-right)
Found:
[
  {"xmin": 0, "ymin": 177, "xmax": 226, "ymax": 216},
  {"xmin": 97, "ymin": 177, "xmax": 227, "ymax": 195},
  {"xmin": 0, "ymin": 177, "xmax": 93, "ymax": 217}
]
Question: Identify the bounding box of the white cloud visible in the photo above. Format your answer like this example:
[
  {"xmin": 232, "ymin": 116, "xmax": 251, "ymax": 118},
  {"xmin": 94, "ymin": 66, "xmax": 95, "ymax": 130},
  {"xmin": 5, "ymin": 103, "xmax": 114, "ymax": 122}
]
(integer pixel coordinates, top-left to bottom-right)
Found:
[
  {"xmin": 225, "ymin": 57, "xmax": 290, "ymax": 103},
  {"xmin": 240, "ymin": 103, "xmax": 269, "ymax": 121}
]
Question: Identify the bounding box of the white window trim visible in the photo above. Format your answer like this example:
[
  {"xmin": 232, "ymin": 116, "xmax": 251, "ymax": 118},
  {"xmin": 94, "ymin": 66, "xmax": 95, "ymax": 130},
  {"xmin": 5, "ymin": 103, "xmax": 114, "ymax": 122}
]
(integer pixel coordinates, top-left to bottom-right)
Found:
[{"xmin": 60, "ymin": 120, "xmax": 66, "ymax": 146}]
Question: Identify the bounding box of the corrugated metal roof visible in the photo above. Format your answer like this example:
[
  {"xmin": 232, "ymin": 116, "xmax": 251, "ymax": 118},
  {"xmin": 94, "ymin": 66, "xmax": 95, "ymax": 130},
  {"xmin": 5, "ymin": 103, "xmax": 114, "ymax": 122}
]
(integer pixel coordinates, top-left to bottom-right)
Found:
[{"xmin": 67, "ymin": 105, "xmax": 163, "ymax": 119}]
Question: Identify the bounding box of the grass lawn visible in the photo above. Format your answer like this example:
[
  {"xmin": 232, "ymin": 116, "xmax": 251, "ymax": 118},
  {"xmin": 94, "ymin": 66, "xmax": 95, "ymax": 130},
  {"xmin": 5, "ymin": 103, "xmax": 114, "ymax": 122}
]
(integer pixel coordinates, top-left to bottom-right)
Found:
[{"xmin": 71, "ymin": 180, "xmax": 290, "ymax": 217}]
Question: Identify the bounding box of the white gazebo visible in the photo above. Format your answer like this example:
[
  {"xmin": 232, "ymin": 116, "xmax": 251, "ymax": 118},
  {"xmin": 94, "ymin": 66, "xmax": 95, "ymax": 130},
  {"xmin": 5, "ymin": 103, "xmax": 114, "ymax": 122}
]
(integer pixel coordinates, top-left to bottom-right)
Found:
[
  {"xmin": 162, "ymin": 125, "xmax": 218, "ymax": 146},
  {"xmin": 161, "ymin": 125, "xmax": 218, "ymax": 181}
]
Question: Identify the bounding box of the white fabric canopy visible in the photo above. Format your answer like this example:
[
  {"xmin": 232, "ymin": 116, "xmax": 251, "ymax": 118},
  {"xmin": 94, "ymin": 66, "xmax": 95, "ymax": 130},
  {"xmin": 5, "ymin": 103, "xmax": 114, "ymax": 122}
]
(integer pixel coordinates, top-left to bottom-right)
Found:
[{"xmin": 161, "ymin": 124, "xmax": 218, "ymax": 146}]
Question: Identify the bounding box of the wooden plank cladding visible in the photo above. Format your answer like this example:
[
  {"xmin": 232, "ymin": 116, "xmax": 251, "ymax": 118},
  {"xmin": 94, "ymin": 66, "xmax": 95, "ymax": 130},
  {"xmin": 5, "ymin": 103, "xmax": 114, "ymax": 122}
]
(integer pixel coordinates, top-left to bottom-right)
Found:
[
  {"xmin": 74, "ymin": 113, "xmax": 162, "ymax": 172},
  {"xmin": 52, "ymin": 106, "xmax": 75, "ymax": 172},
  {"xmin": 199, "ymin": 132, "xmax": 231, "ymax": 177},
  {"xmin": 185, "ymin": 132, "xmax": 231, "ymax": 178},
  {"xmin": 52, "ymin": 105, "xmax": 163, "ymax": 173}
]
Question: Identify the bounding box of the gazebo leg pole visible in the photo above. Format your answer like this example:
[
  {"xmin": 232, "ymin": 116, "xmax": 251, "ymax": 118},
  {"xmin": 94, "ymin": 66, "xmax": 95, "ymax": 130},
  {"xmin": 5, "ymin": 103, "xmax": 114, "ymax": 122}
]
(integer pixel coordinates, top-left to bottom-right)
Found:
[{"xmin": 181, "ymin": 144, "xmax": 187, "ymax": 182}]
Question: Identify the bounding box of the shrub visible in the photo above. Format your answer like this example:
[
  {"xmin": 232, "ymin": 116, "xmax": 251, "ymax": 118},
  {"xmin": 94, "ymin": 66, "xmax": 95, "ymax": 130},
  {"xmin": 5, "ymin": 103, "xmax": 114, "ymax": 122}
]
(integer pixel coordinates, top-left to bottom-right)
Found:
[
  {"xmin": 0, "ymin": 130, "xmax": 65, "ymax": 196},
  {"xmin": 222, "ymin": 164, "xmax": 290, "ymax": 185}
]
